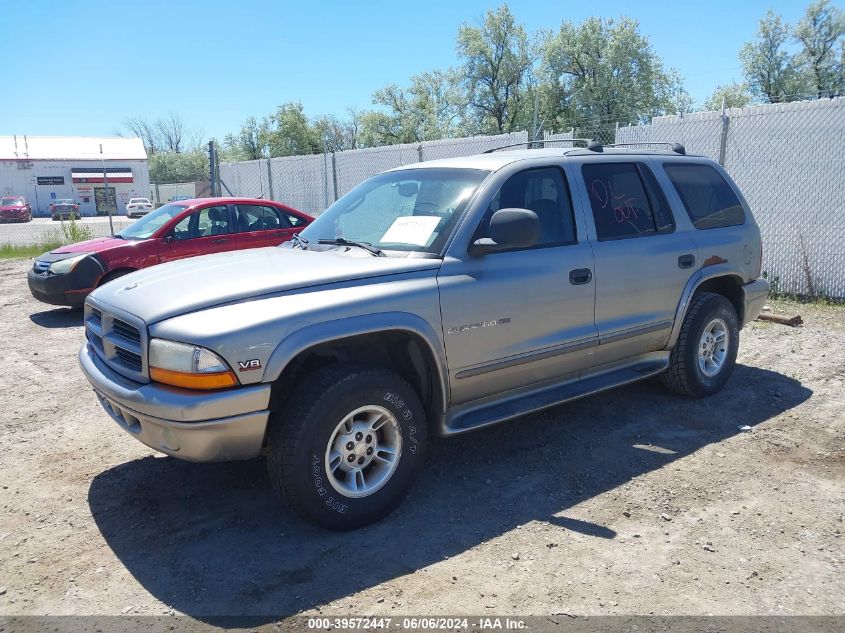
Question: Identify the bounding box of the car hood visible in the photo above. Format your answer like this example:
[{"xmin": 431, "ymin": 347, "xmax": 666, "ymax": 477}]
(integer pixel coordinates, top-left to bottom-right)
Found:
[
  {"xmin": 52, "ymin": 237, "xmax": 136, "ymax": 254},
  {"xmin": 90, "ymin": 247, "xmax": 441, "ymax": 324},
  {"xmin": 0, "ymin": 205, "xmax": 25, "ymax": 211}
]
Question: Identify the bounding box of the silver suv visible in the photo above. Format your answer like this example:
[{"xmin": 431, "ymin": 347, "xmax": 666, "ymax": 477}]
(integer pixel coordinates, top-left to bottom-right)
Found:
[{"xmin": 79, "ymin": 143, "xmax": 769, "ymax": 530}]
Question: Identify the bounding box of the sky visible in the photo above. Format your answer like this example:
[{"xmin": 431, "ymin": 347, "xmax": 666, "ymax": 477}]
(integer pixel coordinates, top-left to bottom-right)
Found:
[{"xmin": 0, "ymin": 0, "xmax": 813, "ymax": 142}]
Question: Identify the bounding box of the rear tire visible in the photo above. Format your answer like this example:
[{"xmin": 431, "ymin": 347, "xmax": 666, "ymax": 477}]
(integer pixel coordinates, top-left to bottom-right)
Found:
[
  {"xmin": 662, "ymin": 292, "xmax": 739, "ymax": 398},
  {"xmin": 267, "ymin": 363, "xmax": 427, "ymax": 530}
]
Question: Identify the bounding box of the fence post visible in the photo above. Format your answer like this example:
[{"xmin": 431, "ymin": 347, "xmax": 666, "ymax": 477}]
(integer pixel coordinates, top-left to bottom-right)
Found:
[
  {"xmin": 718, "ymin": 100, "xmax": 730, "ymax": 167},
  {"xmin": 267, "ymin": 158, "xmax": 274, "ymax": 200},
  {"xmin": 331, "ymin": 153, "xmax": 339, "ymax": 203},
  {"xmin": 208, "ymin": 141, "xmax": 216, "ymax": 197},
  {"xmin": 418, "ymin": 144, "xmax": 423, "ymax": 163}
]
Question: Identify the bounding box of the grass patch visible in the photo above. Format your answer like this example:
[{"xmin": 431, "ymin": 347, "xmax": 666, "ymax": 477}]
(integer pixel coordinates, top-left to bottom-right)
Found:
[{"xmin": 0, "ymin": 241, "xmax": 64, "ymax": 259}]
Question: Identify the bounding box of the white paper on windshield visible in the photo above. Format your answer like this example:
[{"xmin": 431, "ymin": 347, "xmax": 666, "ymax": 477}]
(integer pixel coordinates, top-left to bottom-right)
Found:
[{"xmin": 380, "ymin": 216, "xmax": 441, "ymax": 246}]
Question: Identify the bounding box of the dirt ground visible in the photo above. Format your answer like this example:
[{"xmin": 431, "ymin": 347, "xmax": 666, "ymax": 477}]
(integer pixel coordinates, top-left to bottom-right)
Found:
[{"xmin": 0, "ymin": 257, "xmax": 843, "ymax": 621}]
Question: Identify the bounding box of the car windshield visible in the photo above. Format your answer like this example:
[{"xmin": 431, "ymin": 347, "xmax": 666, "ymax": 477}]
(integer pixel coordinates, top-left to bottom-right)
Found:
[
  {"xmin": 299, "ymin": 168, "xmax": 489, "ymax": 255},
  {"xmin": 129, "ymin": 198, "xmax": 149, "ymax": 204},
  {"xmin": 56, "ymin": 199, "xmax": 74, "ymax": 204},
  {"xmin": 116, "ymin": 203, "xmax": 187, "ymax": 239},
  {"xmin": 1, "ymin": 197, "xmax": 23, "ymax": 205}
]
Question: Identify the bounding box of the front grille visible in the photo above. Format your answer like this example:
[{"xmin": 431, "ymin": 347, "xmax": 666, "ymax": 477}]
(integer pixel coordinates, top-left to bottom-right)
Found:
[
  {"xmin": 84, "ymin": 300, "xmax": 148, "ymax": 383},
  {"xmin": 113, "ymin": 319, "xmax": 140, "ymax": 343},
  {"xmin": 115, "ymin": 347, "xmax": 142, "ymax": 372}
]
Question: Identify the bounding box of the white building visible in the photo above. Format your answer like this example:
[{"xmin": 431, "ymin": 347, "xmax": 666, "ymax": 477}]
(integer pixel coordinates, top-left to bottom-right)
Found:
[{"xmin": 0, "ymin": 135, "xmax": 150, "ymax": 217}]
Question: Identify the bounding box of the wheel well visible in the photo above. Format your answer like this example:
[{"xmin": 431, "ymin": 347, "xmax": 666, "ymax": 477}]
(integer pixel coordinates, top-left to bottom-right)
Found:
[
  {"xmin": 97, "ymin": 268, "xmax": 137, "ymax": 286},
  {"xmin": 694, "ymin": 275, "xmax": 744, "ymax": 322},
  {"xmin": 270, "ymin": 331, "xmax": 444, "ymax": 426}
]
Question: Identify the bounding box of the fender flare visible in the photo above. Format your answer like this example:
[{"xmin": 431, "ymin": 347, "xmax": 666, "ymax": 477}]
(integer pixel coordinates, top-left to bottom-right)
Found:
[
  {"xmin": 666, "ymin": 265, "xmax": 745, "ymax": 349},
  {"xmin": 262, "ymin": 311, "xmax": 449, "ymax": 415}
]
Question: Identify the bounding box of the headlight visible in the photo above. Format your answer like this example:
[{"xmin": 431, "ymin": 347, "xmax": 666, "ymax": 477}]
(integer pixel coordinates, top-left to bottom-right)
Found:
[
  {"xmin": 49, "ymin": 253, "xmax": 90, "ymax": 274},
  {"xmin": 148, "ymin": 338, "xmax": 238, "ymax": 390}
]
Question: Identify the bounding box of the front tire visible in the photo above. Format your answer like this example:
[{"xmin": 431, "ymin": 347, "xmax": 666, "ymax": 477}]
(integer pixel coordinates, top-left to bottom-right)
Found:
[
  {"xmin": 662, "ymin": 292, "xmax": 739, "ymax": 398},
  {"xmin": 267, "ymin": 364, "xmax": 427, "ymax": 530}
]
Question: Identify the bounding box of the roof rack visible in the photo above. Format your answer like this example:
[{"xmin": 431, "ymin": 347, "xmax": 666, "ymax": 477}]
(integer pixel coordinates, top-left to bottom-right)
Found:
[
  {"xmin": 482, "ymin": 138, "xmax": 604, "ymax": 153},
  {"xmin": 604, "ymin": 142, "xmax": 686, "ymax": 155}
]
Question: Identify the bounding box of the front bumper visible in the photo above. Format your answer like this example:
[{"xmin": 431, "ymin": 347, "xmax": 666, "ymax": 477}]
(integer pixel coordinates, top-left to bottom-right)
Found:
[
  {"xmin": 79, "ymin": 343, "xmax": 271, "ymax": 462},
  {"xmin": 28, "ymin": 268, "xmax": 97, "ymax": 307},
  {"xmin": 742, "ymin": 278, "xmax": 770, "ymax": 326}
]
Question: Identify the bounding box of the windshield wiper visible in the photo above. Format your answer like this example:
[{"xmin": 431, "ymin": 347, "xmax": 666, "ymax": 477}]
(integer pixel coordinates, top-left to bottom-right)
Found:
[
  {"xmin": 290, "ymin": 233, "xmax": 309, "ymax": 250},
  {"xmin": 317, "ymin": 237, "xmax": 385, "ymax": 257}
]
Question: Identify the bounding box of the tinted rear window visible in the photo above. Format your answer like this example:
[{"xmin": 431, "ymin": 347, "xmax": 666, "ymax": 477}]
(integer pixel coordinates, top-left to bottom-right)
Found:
[{"xmin": 663, "ymin": 163, "xmax": 745, "ymax": 229}]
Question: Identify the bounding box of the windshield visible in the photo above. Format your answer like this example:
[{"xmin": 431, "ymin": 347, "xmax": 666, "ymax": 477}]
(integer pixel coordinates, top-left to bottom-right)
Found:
[
  {"xmin": 116, "ymin": 203, "xmax": 187, "ymax": 239},
  {"xmin": 1, "ymin": 197, "xmax": 23, "ymax": 205},
  {"xmin": 300, "ymin": 168, "xmax": 488, "ymax": 254},
  {"xmin": 56, "ymin": 199, "xmax": 74, "ymax": 204}
]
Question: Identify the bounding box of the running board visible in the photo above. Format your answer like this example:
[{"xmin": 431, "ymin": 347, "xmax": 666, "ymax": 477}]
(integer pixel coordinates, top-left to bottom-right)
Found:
[{"xmin": 445, "ymin": 356, "xmax": 669, "ymax": 435}]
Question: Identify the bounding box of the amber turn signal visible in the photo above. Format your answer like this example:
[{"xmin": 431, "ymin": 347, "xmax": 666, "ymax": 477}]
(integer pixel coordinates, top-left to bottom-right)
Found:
[{"xmin": 149, "ymin": 366, "xmax": 238, "ymax": 390}]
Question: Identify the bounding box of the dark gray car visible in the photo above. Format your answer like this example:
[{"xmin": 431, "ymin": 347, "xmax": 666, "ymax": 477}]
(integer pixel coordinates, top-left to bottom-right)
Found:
[{"xmin": 78, "ymin": 144, "xmax": 768, "ymax": 530}]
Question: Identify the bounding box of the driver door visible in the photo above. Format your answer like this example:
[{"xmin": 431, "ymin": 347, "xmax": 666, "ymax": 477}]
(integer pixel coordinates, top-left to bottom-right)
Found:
[
  {"xmin": 438, "ymin": 166, "xmax": 598, "ymax": 404},
  {"xmin": 158, "ymin": 204, "xmax": 234, "ymax": 263}
]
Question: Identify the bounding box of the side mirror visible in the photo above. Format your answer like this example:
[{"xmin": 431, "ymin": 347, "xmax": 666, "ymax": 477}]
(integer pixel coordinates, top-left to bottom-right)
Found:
[
  {"xmin": 163, "ymin": 234, "xmax": 174, "ymax": 244},
  {"xmin": 470, "ymin": 208, "xmax": 540, "ymax": 255}
]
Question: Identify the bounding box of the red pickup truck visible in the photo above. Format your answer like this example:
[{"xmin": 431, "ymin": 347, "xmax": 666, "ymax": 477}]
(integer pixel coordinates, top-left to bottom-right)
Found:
[{"xmin": 28, "ymin": 197, "xmax": 312, "ymax": 307}]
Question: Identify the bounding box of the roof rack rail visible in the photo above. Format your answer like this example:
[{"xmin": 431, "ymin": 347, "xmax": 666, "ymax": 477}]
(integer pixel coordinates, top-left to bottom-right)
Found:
[
  {"xmin": 604, "ymin": 142, "xmax": 686, "ymax": 155},
  {"xmin": 482, "ymin": 138, "xmax": 604, "ymax": 153}
]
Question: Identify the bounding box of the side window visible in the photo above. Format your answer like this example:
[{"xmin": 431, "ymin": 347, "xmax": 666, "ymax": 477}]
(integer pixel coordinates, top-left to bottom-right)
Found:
[
  {"xmin": 236, "ymin": 204, "xmax": 291, "ymax": 232},
  {"xmin": 582, "ymin": 163, "xmax": 670, "ymax": 240},
  {"xmin": 286, "ymin": 213, "xmax": 306, "ymax": 227},
  {"xmin": 663, "ymin": 163, "xmax": 745, "ymax": 229},
  {"xmin": 171, "ymin": 205, "xmax": 230, "ymax": 240},
  {"xmin": 480, "ymin": 167, "xmax": 577, "ymax": 247}
]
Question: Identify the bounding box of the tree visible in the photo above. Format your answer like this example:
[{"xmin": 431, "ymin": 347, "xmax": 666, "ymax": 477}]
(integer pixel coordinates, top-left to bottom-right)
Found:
[
  {"xmin": 149, "ymin": 150, "xmax": 209, "ymax": 184},
  {"xmin": 702, "ymin": 82, "xmax": 753, "ymax": 111},
  {"xmin": 121, "ymin": 116, "xmax": 160, "ymax": 154},
  {"xmin": 265, "ymin": 102, "xmax": 320, "ymax": 156},
  {"xmin": 795, "ymin": 0, "xmax": 845, "ymax": 98},
  {"xmin": 372, "ymin": 69, "xmax": 466, "ymax": 142},
  {"xmin": 456, "ymin": 5, "xmax": 536, "ymax": 133},
  {"xmin": 312, "ymin": 113, "xmax": 360, "ymax": 152},
  {"xmin": 224, "ymin": 116, "xmax": 269, "ymax": 160},
  {"xmin": 155, "ymin": 112, "xmax": 191, "ymax": 153},
  {"xmin": 539, "ymin": 16, "xmax": 691, "ymax": 140},
  {"xmin": 740, "ymin": 10, "xmax": 810, "ymax": 102}
]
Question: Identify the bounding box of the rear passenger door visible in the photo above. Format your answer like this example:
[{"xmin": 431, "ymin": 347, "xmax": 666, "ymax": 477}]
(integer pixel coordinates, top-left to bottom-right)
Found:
[
  {"xmin": 576, "ymin": 160, "xmax": 698, "ymax": 370},
  {"xmin": 234, "ymin": 204, "xmax": 295, "ymax": 248}
]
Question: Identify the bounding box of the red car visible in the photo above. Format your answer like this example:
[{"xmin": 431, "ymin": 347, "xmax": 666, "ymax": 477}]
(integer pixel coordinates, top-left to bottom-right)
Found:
[
  {"xmin": 28, "ymin": 197, "xmax": 312, "ymax": 307},
  {"xmin": 50, "ymin": 199, "xmax": 81, "ymax": 220},
  {"xmin": 0, "ymin": 195, "xmax": 33, "ymax": 223}
]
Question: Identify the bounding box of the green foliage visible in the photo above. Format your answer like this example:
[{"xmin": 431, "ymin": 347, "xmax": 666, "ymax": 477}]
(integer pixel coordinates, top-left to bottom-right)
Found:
[
  {"xmin": 0, "ymin": 241, "xmax": 63, "ymax": 260},
  {"xmin": 60, "ymin": 216, "xmax": 93, "ymax": 243},
  {"xmin": 795, "ymin": 0, "xmax": 845, "ymax": 98},
  {"xmin": 456, "ymin": 5, "xmax": 536, "ymax": 134},
  {"xmin": 149, "ymin": 150, "xmax": 209, "ymax": 184},
  {"xmin": 539, "ymin": 16, "xmax": 691, "ymax": 141},
  {"xmin": 702, "ymin": 82, "xmax": 754, "ymax": 111},
  {"xmin": 740, "ymin": 2, "xmax": 844, "ymax": 103}
]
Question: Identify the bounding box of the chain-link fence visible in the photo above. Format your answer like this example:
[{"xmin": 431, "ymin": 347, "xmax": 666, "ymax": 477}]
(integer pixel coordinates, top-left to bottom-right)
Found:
[{"xmin": 3, "ymin": 98, "xmax": 843, "ymax": 298}]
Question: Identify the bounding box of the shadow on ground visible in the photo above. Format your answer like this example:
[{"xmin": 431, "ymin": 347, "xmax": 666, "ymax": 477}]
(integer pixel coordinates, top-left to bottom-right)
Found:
[
  {"xmin": 88, "ymin": 364, "xmax": 810, "ymax": 620},
  {"xmin": 29, "ymin": 307, "xmax": 82, "ymax": 329}
]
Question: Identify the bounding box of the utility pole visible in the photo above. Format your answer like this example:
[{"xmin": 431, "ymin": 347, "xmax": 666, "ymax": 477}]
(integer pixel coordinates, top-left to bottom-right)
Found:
[{"xmin": 100, "ymin": 143, "xmax": 114, "ymax": 237}]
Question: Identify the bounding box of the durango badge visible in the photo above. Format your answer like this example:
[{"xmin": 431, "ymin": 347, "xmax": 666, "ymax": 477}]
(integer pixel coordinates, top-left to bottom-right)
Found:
[{"xmin": 237, "ymin": 359, "xmax": 262, "ymax": 371}]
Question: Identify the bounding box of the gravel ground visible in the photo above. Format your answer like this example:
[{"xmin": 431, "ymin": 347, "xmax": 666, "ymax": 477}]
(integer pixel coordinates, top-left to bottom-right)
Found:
[{"xmin": 0, "ymin": 257, "xmax": 842, "ymax": 621}]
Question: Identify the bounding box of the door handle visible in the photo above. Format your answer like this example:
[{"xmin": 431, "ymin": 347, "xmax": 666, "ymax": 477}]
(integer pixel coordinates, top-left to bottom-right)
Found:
[
  {"xmin": 678, "ymin": 254, "xmax": 695, "ymax": 269},
  {"xmin": 211, "ymin": 238, "xmax": 230, "ymax": 244},
  {"xmin": 569, "ymin": 268, "xmax": 592, "ymax": 285}
]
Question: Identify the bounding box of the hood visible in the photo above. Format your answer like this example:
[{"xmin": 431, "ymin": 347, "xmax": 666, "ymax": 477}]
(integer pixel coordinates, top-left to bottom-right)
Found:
[
  {"xmin": 90, "ymin": 247, "xmax": 441, "ymax": 324},
  {"xmin": 52, "ymin": 237, "xmax": 135, "ymax": 254},
  {"xmin": 0, "ymin": 205, "xmax": 25, "ymax": 211}
]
